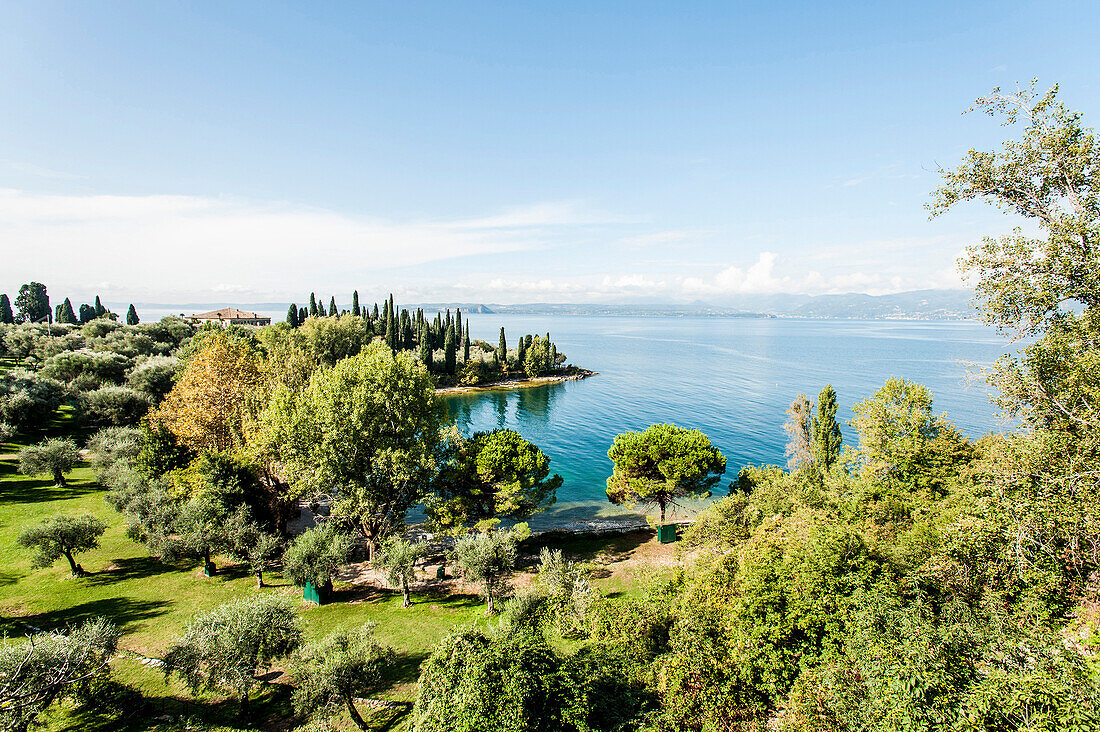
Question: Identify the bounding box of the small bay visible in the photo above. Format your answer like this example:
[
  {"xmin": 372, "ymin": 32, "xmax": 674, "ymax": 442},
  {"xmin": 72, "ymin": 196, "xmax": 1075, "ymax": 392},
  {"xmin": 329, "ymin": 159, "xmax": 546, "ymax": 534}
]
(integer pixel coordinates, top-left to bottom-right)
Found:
[{"xmin": 445, "ymin": 315, "xmax": 1016, "ymax": 530}]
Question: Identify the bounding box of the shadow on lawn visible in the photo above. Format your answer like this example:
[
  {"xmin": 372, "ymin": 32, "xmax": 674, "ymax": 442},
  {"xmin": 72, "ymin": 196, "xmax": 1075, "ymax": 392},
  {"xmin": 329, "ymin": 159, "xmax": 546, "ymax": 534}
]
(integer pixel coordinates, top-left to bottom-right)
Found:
[
  {"xmin": 13, "ymin": 596, "xmax": 170, "ymax": 636},
  {"xmin": 84, "ymin": 556, "xmax": 173, "ymax": 586},
  {"xmin": 0, "ymin": 471, "xmax": 103, "ymax": 504}
]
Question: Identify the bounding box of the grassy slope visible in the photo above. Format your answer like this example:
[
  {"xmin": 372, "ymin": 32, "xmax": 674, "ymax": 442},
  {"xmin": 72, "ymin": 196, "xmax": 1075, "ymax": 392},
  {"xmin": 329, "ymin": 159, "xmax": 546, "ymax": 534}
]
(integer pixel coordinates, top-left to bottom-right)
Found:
[{"xmin": 0, "ymin": 381, "xmax": 667, "ymax": 730}]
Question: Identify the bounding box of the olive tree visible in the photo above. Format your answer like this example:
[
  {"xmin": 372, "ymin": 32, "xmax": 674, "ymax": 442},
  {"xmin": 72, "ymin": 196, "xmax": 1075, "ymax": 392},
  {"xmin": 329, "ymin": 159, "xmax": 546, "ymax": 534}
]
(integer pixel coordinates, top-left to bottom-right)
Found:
[
  {"xmin": 18, "ymin": 514, "xmax": 108, "ymax": 577},
  {"xmin": 376, "ymin": 535, "xmax": 428, "ymax": 607},
  {"xmin": 605, "ymin": 423, "xmax": 726, "ymax": 524},
  {"xmin": 0, "ymin": 618, "xmax": 119, "ymax": 732},
  {"xmin": 282, "ymin": 522, "xmax": 356, "ymax": 593},
  {"xmin": 163, "ymin": 595, "xmax": 303, "ymax": 718},
  {"xmin": 18, "ymin": 438, "xmax": 81, "ymax": 486},
  {"xmin": 452, "ymin": 524, "xmax": 528, "ymax": 614},
  {"xmin": 293, "ymin": 624, "xmax": 397, "ymax": 731},
  {"xmin": 224, "ymin": 507, "xmax": 283, "ymax": 588}
]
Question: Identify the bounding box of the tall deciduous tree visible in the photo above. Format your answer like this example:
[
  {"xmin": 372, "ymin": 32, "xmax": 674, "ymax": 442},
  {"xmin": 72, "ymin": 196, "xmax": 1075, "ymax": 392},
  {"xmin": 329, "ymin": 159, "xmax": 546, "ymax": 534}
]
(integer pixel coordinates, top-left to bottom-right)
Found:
[
  {"xmin": 606, "ymin": 423, "xmax": 726, "ymax": 524},
  {"xmin": 152, "ymin": 332, "xmax": 263, "ymax": 453},
  {"xmin": 15, "ymin": 283, "xmax": 49, "ymax": 323},
  {"xmin": 811, "ymin": 384, "xmax": 843, "ymax": 471},
  {"xmin": 18, "ymin": 514, "xmax": 107, "ymax": 576},
  {"xmin": 256, "ymin": 342, "xmax": 443, "ymax": 557}
]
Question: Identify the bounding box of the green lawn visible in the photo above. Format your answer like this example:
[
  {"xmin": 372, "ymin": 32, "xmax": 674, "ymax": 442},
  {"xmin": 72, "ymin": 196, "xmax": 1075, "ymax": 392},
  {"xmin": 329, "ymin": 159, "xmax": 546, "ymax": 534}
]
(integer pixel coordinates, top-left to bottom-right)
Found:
[{"xmin": 0, "ymin": 404, "xmax": 667, "ymax": 730}]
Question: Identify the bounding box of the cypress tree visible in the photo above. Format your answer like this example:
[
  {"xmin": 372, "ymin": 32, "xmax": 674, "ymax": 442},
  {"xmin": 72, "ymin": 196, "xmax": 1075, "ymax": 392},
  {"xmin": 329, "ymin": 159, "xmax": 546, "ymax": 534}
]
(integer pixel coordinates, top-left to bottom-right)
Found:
[
  {"xmin": 309, "ymin": 293, "xmax": 318, "ymax": 318},
  {"xmin": 0, "ymin": 294, "xmax": 12, "ymax": 324},
  {"xmin": 400, "ymin": 310, "xmax": 413, "ymax": 349},
  {"xmin": 54, "ymin": 303, "xmax": 63, "ymax": 323},
  {"xmin": 78, "ymin": 303, "xmax": 95, "ymax": 323},
  {"xmin": 516, "ymin": 334, "xmax": 526, "ymax": 366},
  {"xmin": 384, "ymin": 310, "xmax": 395, "ymax": 351},
  {"xmin": 299, "ymin": 306, "xmax": 307, "ymax": 324},
  {"xmin": 525, "ymin": 334, "xmax": 533, "ymax": 351},
  {"xmin": 329, "ymin": 296, "xmax": 338, "ymax": 317},
  {"xmin": 419, "ymin": 323, "xmax": 433, "ymax": 371},
  {"xmin": 126, "ymin": 304, "xmax": 139, "ymax": 325},
  {"xmin": 373, "ymin": 303, "xmax": 380, "ymax": 320},
  {"xmin": 287, "ymin": 303, "xmax": 299, "ymax": 327},
  {"xmin": 58, "ymin": 298, "xmax": 77, "ymax": 324},
  {"xmin": 497, "ymin": 327, "xmax": 507, "ymax": 369},
  {"xmin": 444, "ymin": 325, "xmax": 456, "ymax": 375},
  {"xmin": 810, "ymin": 384, "xmax": 843, "ymax": 471},
  {"xmin": 94, "ymin": 296, "xmax": 106, "ymax": 318},
  {"xmin": 550, "ymin": 343, "xmax": 558, "ymax": 368},
  {"xmin": 388, "ymin": 294, "xmax": 395, "ymax": 323},
  {"xmin": 456, "ymin": 309, "xmax": 462, "ymax": 345},
  {"xmin": 352, "ymin": 290, "xmax": 360, "ymax": 317},
  {"xmin": 464, "ymin": 323, "xmax": 471, "ymax": 363},
  {"xmin": 318, "ymin": 300, "xmax": 327, "ymax": 317}
]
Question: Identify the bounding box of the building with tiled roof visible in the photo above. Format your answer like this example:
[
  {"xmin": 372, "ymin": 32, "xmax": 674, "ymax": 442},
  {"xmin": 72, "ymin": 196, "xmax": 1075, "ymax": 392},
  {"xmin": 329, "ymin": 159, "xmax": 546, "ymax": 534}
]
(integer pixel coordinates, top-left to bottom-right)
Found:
[{"xmin": 186, "ymin": 307, "xmax": 271, "ymax": 327}]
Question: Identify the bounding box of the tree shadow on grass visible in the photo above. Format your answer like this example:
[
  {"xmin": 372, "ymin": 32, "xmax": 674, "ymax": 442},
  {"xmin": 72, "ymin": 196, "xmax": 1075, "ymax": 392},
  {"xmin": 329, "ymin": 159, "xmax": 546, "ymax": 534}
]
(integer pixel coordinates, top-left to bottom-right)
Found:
[
  {"xmin": 83, "ymin": 556, "xmax": 173, "ymax": 586},
  {"xmin": 0, "ymin": 471, "xmax": 103, "ymax": 504},
  {"xmin": 53, "ymin": 681, "xmax": 296, "ymax": 732},
  {"xmin": 11, "ymin": 596, "xmax": 170, "ymax": 637},
  {"xmin": 389, "ymin": 650, "xmax": 430, "ymax": 686}
]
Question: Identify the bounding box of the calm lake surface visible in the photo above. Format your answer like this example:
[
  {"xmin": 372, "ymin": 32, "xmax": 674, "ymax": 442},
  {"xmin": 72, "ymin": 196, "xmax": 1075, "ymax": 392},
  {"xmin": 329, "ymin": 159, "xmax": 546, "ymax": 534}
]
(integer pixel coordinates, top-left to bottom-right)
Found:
[{"xmin": 446, "ymin": 316, "xmax": 1017, "ymax": 530}]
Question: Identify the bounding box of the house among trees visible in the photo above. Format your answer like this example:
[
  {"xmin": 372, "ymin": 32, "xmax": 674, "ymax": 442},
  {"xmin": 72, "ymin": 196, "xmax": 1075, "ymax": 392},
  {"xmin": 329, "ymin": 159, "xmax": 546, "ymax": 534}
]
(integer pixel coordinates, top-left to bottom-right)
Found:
[{"xmin": 186, "ymin": 307, "xmax": 271, "ymax": 327}]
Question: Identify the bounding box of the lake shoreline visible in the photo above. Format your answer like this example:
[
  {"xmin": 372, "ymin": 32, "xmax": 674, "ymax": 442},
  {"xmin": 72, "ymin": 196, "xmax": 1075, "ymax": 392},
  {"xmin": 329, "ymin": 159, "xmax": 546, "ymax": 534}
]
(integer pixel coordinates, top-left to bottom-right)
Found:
[{"xmin": 435, "ymin": 367, "xmax": 598, "ymax": 395}]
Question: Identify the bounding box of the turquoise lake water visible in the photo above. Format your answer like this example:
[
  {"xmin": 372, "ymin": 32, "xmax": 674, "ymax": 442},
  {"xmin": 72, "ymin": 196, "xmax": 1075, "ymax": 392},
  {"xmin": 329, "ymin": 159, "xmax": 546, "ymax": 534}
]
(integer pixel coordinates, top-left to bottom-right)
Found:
[{"xmin": 445, "ymin": 315, "xmax": 1017, "ymax": 530}]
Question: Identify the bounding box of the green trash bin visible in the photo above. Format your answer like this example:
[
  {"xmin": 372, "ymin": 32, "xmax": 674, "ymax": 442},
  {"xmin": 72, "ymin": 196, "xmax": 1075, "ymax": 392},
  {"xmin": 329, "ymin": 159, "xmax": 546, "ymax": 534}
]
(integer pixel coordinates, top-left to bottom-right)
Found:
[
  {"xmin": 303, "ymin": 580, "xmax": 329, "ymax": 605},
  {"xmin": 203, "ymin": 561, "xmax": 217, "ymax": 577},
  {"xmin": 657, "ymin": 523, "xmax": 678, "ymax": 543}
]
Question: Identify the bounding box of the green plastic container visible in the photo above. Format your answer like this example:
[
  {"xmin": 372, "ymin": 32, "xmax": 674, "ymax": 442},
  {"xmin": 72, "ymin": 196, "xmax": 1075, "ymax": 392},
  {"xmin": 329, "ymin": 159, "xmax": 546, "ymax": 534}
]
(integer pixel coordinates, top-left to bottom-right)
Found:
[
  {"xmin": 203, "ymin": 561, "xmax": 217, "ymax": 577},
  {"xmin": 304, "ymin": 580, "xmax": 328, "ymax": 605},
  {"xmin": 657, "ymin": 523, "xmax": 678, "ymax": 543}
]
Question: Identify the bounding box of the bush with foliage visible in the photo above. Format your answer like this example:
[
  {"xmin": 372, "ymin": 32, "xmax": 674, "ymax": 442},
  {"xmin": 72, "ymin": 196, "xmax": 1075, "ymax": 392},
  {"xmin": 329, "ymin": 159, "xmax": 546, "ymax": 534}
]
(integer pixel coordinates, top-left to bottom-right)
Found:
[
  {"xmin": 452, "ymin": 524, "xmax": 528, "ymax": 614},
  {"xmin": 81, "ymin": 385, "xmax": 153, "ymax": 426},
  {"xmin": 0, "ymin": 369, "xmax": 64, "ymax": 430},
  {"xmin": 283, "ymin": 522, "xmax": 356, "ymax": 590}
]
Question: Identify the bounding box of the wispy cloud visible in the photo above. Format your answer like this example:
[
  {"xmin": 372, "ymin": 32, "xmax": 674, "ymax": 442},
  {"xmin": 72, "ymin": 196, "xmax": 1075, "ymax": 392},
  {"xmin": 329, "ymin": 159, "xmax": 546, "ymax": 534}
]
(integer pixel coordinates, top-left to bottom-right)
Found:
[
  {"xmin": 0, "ymin": 189, "xmax": 616, "ymax": 302},
  {"xmin": 3, "ymin": 161, "xmax": 86, "ymax": 181}
]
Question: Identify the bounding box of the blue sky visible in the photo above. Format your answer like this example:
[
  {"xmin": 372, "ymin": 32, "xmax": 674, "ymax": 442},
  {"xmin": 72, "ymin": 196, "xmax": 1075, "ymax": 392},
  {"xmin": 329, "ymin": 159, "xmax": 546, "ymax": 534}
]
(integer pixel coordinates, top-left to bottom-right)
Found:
[{"xmin": 1, "ymin": 1, "xmax": 1097, "ymax": 305}]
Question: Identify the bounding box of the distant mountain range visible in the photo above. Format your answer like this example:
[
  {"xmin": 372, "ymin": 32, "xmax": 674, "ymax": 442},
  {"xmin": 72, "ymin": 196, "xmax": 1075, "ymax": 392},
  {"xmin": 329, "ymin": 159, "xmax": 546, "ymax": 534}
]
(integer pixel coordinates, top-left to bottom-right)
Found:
[
  {"xmin": 120, "ymin": 289, "xmax": 978, "ymax": 323},
  {"xmin": 413, "ymin": 290, "xmax": 978, "ymax": 320}
]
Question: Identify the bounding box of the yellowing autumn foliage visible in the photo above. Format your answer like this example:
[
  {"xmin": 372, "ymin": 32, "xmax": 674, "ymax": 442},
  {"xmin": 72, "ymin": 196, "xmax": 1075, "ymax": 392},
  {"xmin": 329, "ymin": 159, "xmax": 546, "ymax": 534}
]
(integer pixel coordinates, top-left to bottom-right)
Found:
[{"xmin": 151, "ymin": 331, "xmax": 263, "ymax": 453}]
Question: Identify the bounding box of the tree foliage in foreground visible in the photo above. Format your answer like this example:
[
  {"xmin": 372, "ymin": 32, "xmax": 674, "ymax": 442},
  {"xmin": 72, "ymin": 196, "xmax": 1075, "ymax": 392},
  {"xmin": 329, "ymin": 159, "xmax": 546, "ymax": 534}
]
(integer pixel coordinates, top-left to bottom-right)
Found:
[
  {"xmin": 0, "ymin": 618, "xmax": 119, "ymax": 732},
  {"xmin": 163, "ymin": 595, "xmax": 303, "ymax": 718},
  {"xmin": 452, "ymin": 524, "xmax": 528, "ymax": 614},
  {"xmin": 293, "ymin": 624, "xmax": 397, "ymax": 731}
]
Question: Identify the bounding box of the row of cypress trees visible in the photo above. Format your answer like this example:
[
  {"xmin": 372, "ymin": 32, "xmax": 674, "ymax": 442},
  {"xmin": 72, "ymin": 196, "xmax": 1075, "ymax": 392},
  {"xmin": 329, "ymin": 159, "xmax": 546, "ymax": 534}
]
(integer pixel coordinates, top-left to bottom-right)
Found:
[
  {"xmin": 284, "ymin": 291, "xmax": 561, "ymax": 378},
  {"xmin": 0, "ymin": 286, "xmax": 139, "ymax": 326}
]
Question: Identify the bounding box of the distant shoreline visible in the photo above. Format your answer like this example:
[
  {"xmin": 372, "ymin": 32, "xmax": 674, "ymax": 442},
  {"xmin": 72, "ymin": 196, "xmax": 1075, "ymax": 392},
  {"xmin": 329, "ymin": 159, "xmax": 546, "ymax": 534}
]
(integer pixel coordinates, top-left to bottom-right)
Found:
[{"xmin": 436, "ymin": 368, "xmax": 598, "ymax": 395}]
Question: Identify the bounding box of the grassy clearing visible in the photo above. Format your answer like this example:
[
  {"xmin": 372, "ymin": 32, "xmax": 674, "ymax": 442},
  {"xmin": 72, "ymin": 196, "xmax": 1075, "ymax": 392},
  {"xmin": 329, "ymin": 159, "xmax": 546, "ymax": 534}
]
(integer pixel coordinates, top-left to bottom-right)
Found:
[{"xmin": 0, "ymin": 405, "xmax": 671, "ymax": 730}]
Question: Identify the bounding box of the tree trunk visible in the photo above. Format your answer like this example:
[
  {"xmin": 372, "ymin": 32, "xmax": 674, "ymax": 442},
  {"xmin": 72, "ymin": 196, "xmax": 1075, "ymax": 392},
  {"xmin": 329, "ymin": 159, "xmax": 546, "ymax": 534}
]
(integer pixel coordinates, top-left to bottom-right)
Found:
[
  {"xmin": 659, "ymin": 500, "xmax": 667, "ymax": 525},
  {"xmin": 345, "ymin": 693, "xmax": 370, "ymax": 731},
  {"xmin": 63, "ymin": 550, "xmax": 81, "ymax": 576},
  {"xmin": 53, "ymin": 468, "xmax": 65, "ymax": 486},
  {"xmin": 239, "ymin": 687, "xmax": 250, "ymax": 720},
  {"xmin": 402, "ymin": 580, "xmax": 411, "ymax": 608},
  {"xmin": 486, "ymin": 591, "xmax": 495, "ymax": 615},
  {"xmin": 256, "ymin": 569, "xmax": 264, "ymax": 588}
]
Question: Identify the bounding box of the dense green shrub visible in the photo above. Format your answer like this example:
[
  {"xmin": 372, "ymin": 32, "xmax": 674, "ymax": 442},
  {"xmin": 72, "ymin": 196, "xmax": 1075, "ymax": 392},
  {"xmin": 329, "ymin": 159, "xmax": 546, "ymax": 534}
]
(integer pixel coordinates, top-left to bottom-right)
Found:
[
  {"xmin": 81, "ymin": 385, "xmax": 153, "ymax": 426},
  {"xmin": 0, "ymin": 369, "xmax": 64, "ymax": 429}
]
